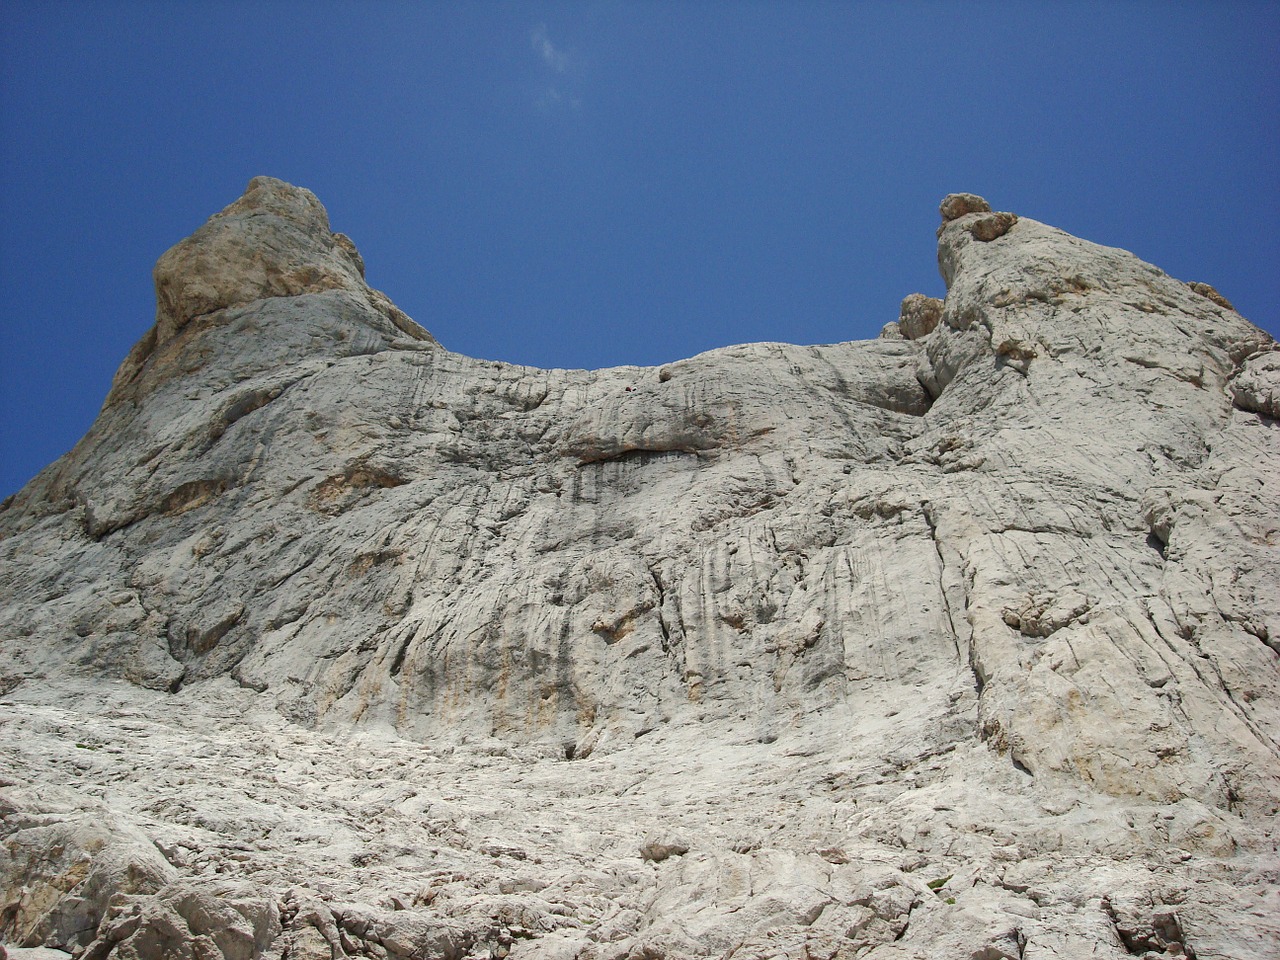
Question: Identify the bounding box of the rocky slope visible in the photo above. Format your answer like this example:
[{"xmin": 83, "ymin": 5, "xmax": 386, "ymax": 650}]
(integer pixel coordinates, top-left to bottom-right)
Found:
[{"xmin": 1, "ymin": 178, "xmax": 1277, "ymax": 959}]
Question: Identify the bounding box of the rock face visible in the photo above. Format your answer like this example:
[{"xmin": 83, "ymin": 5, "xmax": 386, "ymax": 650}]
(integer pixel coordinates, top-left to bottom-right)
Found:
[{"xmin": 1, "ymin": 179, "xmax": 1278, "ymax": 959}]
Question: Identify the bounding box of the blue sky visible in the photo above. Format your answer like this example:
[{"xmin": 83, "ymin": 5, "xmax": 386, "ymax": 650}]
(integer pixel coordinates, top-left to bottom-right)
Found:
[{"xmin": 2, "ymin": 1, "xmax": 1277, "ymax": 498}]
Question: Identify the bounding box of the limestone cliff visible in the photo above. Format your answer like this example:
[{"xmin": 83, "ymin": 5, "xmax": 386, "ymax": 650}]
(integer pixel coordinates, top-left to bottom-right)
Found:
[{"xmin": 1, "ymin": 178, "xmax": 1277, "ymax": 959}]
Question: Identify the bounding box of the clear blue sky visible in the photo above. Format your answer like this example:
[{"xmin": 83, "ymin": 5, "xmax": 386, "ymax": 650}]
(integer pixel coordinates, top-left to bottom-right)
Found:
[{"xmin": 2, "ymin": 1, "xmax": 1277, "ymax": 498}]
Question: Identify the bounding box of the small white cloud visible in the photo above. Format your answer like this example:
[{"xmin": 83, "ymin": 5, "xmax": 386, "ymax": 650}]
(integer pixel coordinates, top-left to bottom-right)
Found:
[
  {"xmin": 534, "ymin": 87, "xmax": 582, "ymax": 114},
  {"xmin": 531, "ymin": 24, "xmax": 567, "ymax": 73}
]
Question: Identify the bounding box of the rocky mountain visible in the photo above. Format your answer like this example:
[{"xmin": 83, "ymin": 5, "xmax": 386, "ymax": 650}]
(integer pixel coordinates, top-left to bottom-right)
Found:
[{"xmin": 1, "ymin": 178, "xmax": 1277, "ymax": 960}]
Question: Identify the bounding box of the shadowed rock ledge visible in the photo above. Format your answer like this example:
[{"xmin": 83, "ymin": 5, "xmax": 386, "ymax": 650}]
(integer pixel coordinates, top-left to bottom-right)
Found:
[{"xmin": 1, "ymin": 181, "xmax": 1277, "ymax": 959}]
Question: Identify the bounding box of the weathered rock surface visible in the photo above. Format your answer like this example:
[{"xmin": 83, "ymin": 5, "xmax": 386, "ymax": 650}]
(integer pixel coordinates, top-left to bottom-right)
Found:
[
  {"xmin": 1, "ymin": 181, "xmax": 1277, "ymax": 958},
  {"xmin": 1230, "ymin": 346, "xmax": 1280, "ymax": 419},
  {"xmin": 896, "ymin": 293, "xmax": 943, "ymax": 341},
  {"xmin": 939, "ymin": 192, "xmax": 991, "ymax": 222}
]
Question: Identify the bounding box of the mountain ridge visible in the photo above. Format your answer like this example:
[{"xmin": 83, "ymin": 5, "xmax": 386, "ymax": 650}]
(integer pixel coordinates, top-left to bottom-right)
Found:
[{"xmin": 1, "ymin": 178, "xmax": 1277, "ymax": 959}]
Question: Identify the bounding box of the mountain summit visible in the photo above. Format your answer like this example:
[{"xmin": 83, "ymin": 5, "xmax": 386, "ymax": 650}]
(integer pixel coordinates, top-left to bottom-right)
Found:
[{"xmin": 1, "ymin": 181, "xmax": 1277, "ymax": 959}]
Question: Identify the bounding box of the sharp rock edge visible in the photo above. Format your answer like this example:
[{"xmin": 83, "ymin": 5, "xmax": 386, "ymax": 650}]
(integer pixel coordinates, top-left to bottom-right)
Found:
[{"xmin": 1, "ymin": 178, "xmax": 1278, "ymax": 960}]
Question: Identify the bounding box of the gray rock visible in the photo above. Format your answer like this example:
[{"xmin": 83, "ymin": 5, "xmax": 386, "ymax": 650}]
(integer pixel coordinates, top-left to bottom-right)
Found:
[
  {"xmin": 81, "ymin": 882, "xmax": 278, "ymax": 960},
  {"xmin": 1, "ymin": 181, "xmax": 1277, "ymax": 958},
  {"xmin": 0, "ymin": 814, "xmax": 173, "ymax": 952},
  {"xmin": 1229, "ymin": 347, "xmax": 1280, "ymax": 418}
]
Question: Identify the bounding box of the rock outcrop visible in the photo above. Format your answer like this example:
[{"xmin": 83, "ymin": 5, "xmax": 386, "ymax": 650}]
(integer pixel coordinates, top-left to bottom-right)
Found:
[
  {"xmin": 896, "ymin": 293, "xmax": 943, "ymax": 340},
  {"xmin": 1, "ymin": 182, "xmax": 1277, "ymax": 959}
]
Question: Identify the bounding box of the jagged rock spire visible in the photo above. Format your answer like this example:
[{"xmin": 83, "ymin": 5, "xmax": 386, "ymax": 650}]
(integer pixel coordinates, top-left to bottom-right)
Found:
[{"xmin": 153, "ymin": 177, "xmax": 369, "ymax": 344}]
